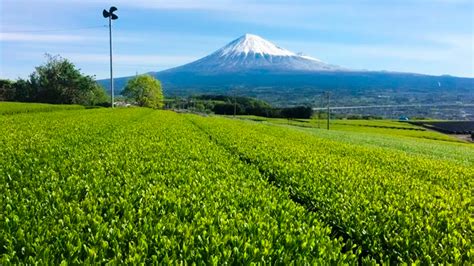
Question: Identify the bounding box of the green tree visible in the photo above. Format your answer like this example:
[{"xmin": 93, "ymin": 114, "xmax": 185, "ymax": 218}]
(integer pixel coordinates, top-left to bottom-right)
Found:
[
  {"xmin": 122, "ymin": 74, "xmax": 164, "ymax": 108},
  {"xmin": 0, "ymin": 78, "xmax": 35, "ymax": 102},
  {"xmin": 13, "ymin": 79, "xmax": 35, "ymax": 102},
  {"xmin": 0, "ymin": 79, "xmax": 16, "ymax": 101},
  {"xmin": 83, "ymin": 85, "xmax": 109, "ymax": 106},
  {"xmin": 23, "ymin": 54, "xmax": 107, "ymax": 105}
]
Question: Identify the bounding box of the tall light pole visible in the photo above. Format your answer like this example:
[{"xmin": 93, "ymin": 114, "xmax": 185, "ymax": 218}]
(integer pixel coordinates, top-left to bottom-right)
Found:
[{"xmin": 103, "ymin": 6, "xmax": 118, "ymax": 108}]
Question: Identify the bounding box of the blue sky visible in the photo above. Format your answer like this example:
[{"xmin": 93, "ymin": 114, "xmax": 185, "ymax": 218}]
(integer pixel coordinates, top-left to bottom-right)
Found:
[{"xmin": 1, "ymin": 0, "xmax": 473, "ymax": 79}]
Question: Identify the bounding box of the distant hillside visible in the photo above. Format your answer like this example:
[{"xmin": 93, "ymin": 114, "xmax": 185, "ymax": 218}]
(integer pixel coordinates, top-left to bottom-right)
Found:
[{"xmin": 98, "ymin": 34, "xmax": 474, "ymax": 107}]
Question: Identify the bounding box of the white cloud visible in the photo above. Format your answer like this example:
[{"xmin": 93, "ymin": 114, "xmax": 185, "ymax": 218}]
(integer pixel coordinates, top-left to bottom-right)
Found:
[
  {"xmin": 5, "ymin": 0, "xmax": 239, "ymax": 11},
  {"xmin": 0, "ymin": 31, "xmax": 145, "ymax": 45},
  {"xmin": 60, "ymin": 53, "xmax": 198, "ymax": 66},
  {"xmin": 0, "ymin": 32, "xmax": 102, "ymax": 42},
  {"xmin": 423, "ymin": 34, "xmax": 474, "ymax": 50},
  {"xmin": 285, "ymin": 40, "xmax": 466, "ymax": 62}
]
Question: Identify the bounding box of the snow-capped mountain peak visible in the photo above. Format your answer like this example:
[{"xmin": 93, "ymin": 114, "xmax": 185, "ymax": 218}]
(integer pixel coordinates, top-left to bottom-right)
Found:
[
  {"xmin": 217, "ymin": 33, "xmax": 296, "ymax": 57},
  {"xmin": 163, "ymin": 33, "xmax": 343, "ymax": 73}
]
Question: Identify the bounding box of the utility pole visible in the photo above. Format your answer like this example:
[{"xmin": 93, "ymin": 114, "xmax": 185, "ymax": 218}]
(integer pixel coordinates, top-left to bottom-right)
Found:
[
  {"xmin": 318, "ymin": 110, "xmax": 321, "ymax": 128},
  {"xmin": 326, "ymin": 91, "xmax": 330, "ymax": 130},
  {"xmin": 233, "ymin": 90, "xmax": 237, "ymax": 118},
  {"xmin": 318, "ymin": 95, "xmax": 323, "ymax": 129},
  {"xmin": 103, "ymin": 6, "xmax": 118, "ymax": 108}
]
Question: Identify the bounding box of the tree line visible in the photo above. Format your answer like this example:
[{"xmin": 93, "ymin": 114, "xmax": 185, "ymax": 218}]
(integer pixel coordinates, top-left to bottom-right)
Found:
[
  {"xmin": 169, "ymin": 95, "xmax": 313, "ymax": 119},
  {"xmin": 0, "ymin": 55, "xmax": 109, "ymax": 106},
  {"xmin": 0, "ymin": 54, "xmax": 164, "ymax": 108},
  {"xmin": 1, "ymin": 54, "xmax": 310, "ymax": 118}
]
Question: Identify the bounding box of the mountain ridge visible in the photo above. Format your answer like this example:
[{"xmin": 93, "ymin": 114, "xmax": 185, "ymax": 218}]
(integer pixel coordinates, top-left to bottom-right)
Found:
[
  {"xmin": 99, "ymin": 33, "xmax": 473, "ymax": 108},
  {"xmin": 161, "ymin": 33, "xmax": 344, "ymax": 73}
]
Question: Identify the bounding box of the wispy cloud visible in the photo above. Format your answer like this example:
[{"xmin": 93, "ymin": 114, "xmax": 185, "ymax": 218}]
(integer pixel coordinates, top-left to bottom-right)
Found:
[
  {"xmin": 275, "ymin": 39, "xmax": 473, "ymax": 76},
  {"xmin": 0, "ymin": 31, "xmax": 146, "ymax": 45},
  {"xmin": 5, "ymin": 0, "xmax": 240, "ymax": 11},
  {"xmin": 0, "ymin": 33, "xmax": 97, "ymax": 42},
  {"xmin": 422, "ymin": 34, "xmax": 474, "ymax": 50},
  {"xmin": 62, "ymin": 53, "xmax": 198, "ymax": 66},
  {"xmin": 30, "ymin": 0, "xmax": 472, "ymax": 11},
  {"xmin": 280, "ymin": 38, "xmax": 471, "ymax": 62}
]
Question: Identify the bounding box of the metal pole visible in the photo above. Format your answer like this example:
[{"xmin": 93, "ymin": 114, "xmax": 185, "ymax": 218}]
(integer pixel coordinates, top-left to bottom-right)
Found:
[
  {"xmin": 109, "ymin": 16, "xmax": 114, "ymax": 108},
  {"xmin": 326, "ymin": 92, "xmax": 330, "ymax": 130},
  {"xmin": 318, "ymin": 94, "xmax": 322, "ymax": 128},
  {"xmin": 233, "ymin": 90, "xmax": 237, "ymax": 117},
  {"xmin": 318, "ymin": 110, "xmax": 321, "ymax": 128}
]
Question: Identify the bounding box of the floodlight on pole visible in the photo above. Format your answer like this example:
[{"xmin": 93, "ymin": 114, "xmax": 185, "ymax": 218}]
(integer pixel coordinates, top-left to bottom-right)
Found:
[{"xmin": 102, "ymin": 6, "xmax": 118, "ymax": 108}]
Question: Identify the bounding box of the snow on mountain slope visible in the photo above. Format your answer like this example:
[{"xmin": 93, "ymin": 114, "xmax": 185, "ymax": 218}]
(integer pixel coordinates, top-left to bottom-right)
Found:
[
  {"xmin": 218, "ymin": 33, "xmax": 296, "ymax": 57},
  {"xmin": 162, "ymin": 34, "xmax": 343, "ymax": 73},
  {"xmin": 104, "ymin": 33, "xmax": 473, "ymax": 97}
]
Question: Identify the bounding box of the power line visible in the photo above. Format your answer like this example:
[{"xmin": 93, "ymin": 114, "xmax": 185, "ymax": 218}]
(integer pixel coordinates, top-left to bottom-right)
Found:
[{"xmin": 0, "ymin": 25, "xmax": 107, "ymax": 33}]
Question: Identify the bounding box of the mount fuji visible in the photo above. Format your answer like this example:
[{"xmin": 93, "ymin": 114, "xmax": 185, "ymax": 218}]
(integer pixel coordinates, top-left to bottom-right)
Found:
[
  {"xmin": 160, "ymin": 33, "xmax": 343, "ymax": 73},
  {"xmin": 103, "ymin": 34, "xmax": 473, "ymax": 106}
]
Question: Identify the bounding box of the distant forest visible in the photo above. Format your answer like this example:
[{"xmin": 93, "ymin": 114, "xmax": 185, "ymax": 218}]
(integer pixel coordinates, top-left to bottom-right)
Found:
[{"xmin": 166, "ymin": 95, "xmax": 314, "ymax": 119}]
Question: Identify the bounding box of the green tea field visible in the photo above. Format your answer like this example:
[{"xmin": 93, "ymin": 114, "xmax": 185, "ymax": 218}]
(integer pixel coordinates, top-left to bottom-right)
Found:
[{"xmin": 1, "ymin": 104, "xmax": 472, "ymax": 264}]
